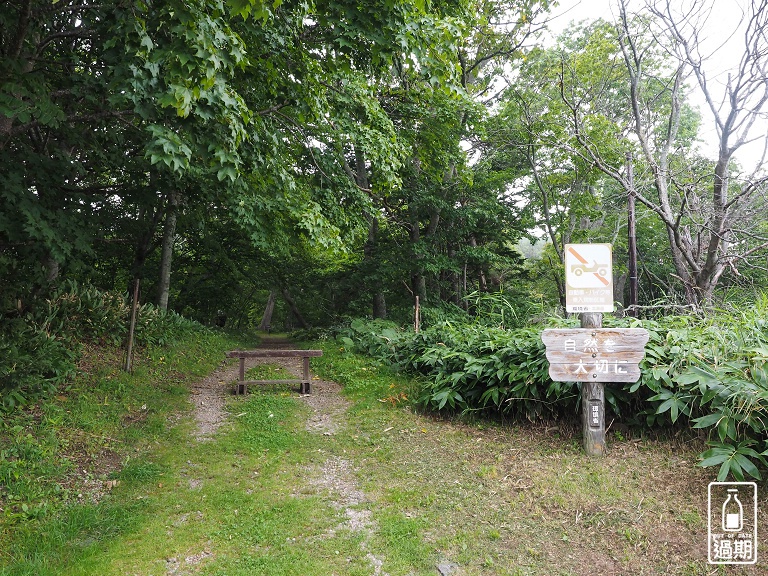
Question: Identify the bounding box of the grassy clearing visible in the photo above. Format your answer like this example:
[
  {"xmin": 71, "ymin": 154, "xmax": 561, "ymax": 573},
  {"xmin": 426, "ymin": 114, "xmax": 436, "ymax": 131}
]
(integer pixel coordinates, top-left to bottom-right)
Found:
[
  {"xmin": 0, "ymin": 329, "xmax": 246, "ymax": 575},
  {"xmin": 1, "ymin": 339, "xmax": 766, "ymax": 575},
  {"xmin": 311, "ymin": 346, "xmax": 768, "ymax": 576}
]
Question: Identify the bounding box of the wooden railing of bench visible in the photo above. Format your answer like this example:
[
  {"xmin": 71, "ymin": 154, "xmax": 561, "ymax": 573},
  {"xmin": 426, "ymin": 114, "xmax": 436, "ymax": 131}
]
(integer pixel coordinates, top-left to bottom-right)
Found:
[{"xmin": 225, "ymin": 349, "xmax": 323, "ymax": 394}]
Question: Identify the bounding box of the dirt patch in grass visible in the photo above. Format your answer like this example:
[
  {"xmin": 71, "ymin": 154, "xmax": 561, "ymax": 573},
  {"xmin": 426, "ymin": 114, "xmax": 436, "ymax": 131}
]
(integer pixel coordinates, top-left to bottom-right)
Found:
[
  {"xmin": 302, "ymin": 377, "xmax": 349, "ymax": 435},
  {"xmin": 59, "ymin": 442, "xmax": 125, "ymax": 505},
  {"xmin": 188, "ymin": 359, "xmax": 237, "ymax": 441}
]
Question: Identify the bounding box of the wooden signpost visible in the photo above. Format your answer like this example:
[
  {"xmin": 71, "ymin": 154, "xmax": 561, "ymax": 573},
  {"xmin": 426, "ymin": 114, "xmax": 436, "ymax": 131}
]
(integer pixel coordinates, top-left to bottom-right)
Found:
[
  {"xmin": 542, "ymin": 320, "xmax": 648, "ymax": 456},
  {"xmin": 543, "ymin": 244, "xmax": 650, "ymax": 456},
  {"xmin": 540, "ymin": 327, "xmax": 649, "ymax": 383}
]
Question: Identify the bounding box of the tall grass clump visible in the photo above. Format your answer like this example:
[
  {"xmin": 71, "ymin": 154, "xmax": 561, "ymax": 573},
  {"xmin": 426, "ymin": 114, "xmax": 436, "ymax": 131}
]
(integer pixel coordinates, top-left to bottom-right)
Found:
[{"xmin": 1, "ymin": 281, "xmax": 204, "ymax": 412}]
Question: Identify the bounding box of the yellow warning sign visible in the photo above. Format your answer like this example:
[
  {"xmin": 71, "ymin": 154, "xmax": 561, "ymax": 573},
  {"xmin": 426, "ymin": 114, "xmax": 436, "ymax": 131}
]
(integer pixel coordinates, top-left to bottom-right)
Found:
[{"xmin": 565, "ymin": 244, "xmax": 614, "ymax": 312}]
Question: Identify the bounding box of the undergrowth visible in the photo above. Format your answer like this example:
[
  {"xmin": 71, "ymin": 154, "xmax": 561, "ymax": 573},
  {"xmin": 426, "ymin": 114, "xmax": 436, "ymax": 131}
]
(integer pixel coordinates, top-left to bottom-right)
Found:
[
  {"xmin": 1, "ymin": 280, "xmax": 203, "ymax": 412},
  {"xmin": 323, "ymin": 300, "xmax": 768, "ymax": 482},
  {"xmin": 0, "ymin": 281, "xmax": 247, "ymax": 532}
]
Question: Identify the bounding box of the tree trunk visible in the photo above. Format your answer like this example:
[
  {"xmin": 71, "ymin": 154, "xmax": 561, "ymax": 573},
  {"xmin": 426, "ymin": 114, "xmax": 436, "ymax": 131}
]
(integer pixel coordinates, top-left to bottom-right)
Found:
[
  {"xmin": 626, "ymin": 152, "xmax": 638, "ymax": 315},
  {"xmin": 157, "ymin": 190, "xmax": 180, "ymax": 310},
  {"xmin": 364, "ymin": 213, "xmax": 387, "ymax": 319},
  {"xmin": 281, "ymin": 288, "xmax": 309, "ymax": 329},
  {"xmin": 448, "ymin": 245, "xmax": 461, "ymax": 305},
  {"xmin": 408, "ymin": 210, "xmax": 427, "ymax": 303},
  {"xmin": 469, "ymin": 235, "xmax": 488, "ymax": 291},
  {"xmin": 44, "ymin": 252, "xmax": 59, "ymax": 284},
  {"xmin": 373, "ymin": 292, "xmax": 387, "ymax": 319},
  {"xmin": 549, "ymin": 255, "xmax": 566, "ymax": 310},
  {"xmin": 356, "ymin": 146, "xmax": 387, "ymax": 318},
  {"xmin": 613, "ymin": 271, "xmax": 628, "ymax": 311},
  {"xmin": 130, "ymin": 203, "xmax": 162, "ymax": 293},
  {"xmin": 259, "ymin": 290, "xmax": 277, "ymax": 331}
]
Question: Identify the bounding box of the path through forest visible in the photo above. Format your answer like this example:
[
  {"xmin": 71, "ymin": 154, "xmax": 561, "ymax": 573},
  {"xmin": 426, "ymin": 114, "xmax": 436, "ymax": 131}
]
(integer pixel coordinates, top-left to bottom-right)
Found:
[{"xmin": 187, "ymin": 336, "xmax": 399, "ymax": 576}]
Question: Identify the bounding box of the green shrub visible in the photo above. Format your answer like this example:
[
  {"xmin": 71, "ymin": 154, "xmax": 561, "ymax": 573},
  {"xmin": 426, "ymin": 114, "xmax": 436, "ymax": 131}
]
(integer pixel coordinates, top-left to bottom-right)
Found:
[
  {"xmin": 333, "ymin": 318, "xmax": 410, "ymax": 360},
  {"xmin": 34, "ymin": 280, "xmax": 130, "ymax": 347},
  {"xmin": 399, "ymin": 323, "xmax": 576, "ymax": 419},
  {"xmin": 336, "ymin": 306, "xmax": 768, "ymax": 482},
  {"xmin": 0, "ymin": 319, "xmax": 76, "ymax": 411},
  {"xmin": 1, "ymin": 281, "xmax": 208, "ymax": 412},
  {"xmin": 133, "ymin": 302, "xmax": 206, "ymax": 347}
]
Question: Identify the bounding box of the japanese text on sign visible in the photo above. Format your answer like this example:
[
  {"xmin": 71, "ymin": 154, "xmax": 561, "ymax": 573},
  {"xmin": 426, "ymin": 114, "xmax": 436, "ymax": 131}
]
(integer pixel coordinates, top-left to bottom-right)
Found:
[
  {"xmin": 564, "ymin": 244, "xmax": 614, "ymax": 313},
  {"xmin": 708, "ymin": 482, "xmax": 758, "ymax": 565},
  {"xmin": 541, "ymin": 328, "xmax": 649, "ymax": 384}
]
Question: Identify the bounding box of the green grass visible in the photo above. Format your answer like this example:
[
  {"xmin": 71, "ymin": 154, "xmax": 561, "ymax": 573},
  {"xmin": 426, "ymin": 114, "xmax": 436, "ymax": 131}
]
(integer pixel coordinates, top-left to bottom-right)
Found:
[
  {"xmin": 1, "ymin": 339, "xmax": 766, "ymax": 575},
  {"xmin": 0, "ymin": 328, "xmax": 247, "ymax": 573},
  {"xmin": 244, "ymin": 363, "xmax": 296, "ymax": 381}
]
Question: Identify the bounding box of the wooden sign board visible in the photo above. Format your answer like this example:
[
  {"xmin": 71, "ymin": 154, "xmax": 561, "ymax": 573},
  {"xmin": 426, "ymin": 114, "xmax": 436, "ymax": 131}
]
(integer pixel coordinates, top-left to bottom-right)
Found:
[{"xmin": 541, "ymin": 328, "xmax": 649, "ymax": 383}]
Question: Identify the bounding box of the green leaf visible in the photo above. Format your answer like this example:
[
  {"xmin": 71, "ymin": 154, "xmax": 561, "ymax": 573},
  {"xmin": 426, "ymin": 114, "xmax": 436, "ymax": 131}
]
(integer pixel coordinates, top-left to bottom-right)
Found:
[
  {"xmin": 698, "ymin": 453, "xmax": 730, "ymax": 467},
  {"xmin": 717, "ymin": 460, "xmax": 731, "ymax": 482},
  {"xmin": 648, "ymin": 389, "xmax": 673, "ymax": 402},
  {"xmin": 733, "ymin": 453, "xmax": 761, "ymax": 480},
  {"xmin": 692, "ymin": 413, "xmax": 723, "ymax": 429},
  {"xmin": 655, "ymin": 398, "xmax": 674, "ymax": 414},
  {"xmin": 728, "ymin": 457, "xmax": 744, "ymax": 481},
  {"xmin": 674, "ymin": 365, "xmax": 719, "ymax": 387}
]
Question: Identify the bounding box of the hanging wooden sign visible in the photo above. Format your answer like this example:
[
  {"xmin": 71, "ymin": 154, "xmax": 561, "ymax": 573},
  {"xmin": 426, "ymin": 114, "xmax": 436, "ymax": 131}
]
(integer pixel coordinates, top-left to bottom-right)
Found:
[{"xmin": 541, "ymin": 328, "xmax": 649, "ymax": 383}]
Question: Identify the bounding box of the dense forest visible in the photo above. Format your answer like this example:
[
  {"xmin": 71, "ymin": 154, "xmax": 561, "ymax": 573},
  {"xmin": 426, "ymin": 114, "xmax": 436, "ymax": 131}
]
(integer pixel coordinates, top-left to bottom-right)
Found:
[{"xmin": 3, "ymin": 0, "xmax": 768, "ymax": 480}]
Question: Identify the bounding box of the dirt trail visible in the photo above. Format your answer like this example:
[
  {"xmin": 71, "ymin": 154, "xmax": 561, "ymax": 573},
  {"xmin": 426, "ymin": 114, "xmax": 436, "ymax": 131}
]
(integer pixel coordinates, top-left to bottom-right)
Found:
[
  {"xmin": 190, "ymin": 335, "xmax": 350, "ymax": 440},
  {"xmin": 188, "ymin": 338, "xmax": 390, "ymax": 574},
  {"xmin": 188, "ymin": 360, "xmax": 237, "ymax": 441}
]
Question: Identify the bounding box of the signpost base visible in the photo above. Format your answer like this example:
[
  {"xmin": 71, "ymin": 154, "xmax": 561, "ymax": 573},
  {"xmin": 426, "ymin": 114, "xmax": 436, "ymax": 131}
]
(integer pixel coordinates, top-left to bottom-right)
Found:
[
  {"xmin": 580, "ymin": 313, "xmax": 605, "ymax": 456},
  {"xmin": 582, "ymin": 380, "xmax": 605, "ymax": 456}
]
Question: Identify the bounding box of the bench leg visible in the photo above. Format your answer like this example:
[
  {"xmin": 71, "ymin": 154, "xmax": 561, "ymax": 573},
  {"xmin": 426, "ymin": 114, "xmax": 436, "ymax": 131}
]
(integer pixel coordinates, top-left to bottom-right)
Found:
[
  {"xmin": 302, "ymin": 356, "xmax": 311, "ymax": 394},
  {"xmin": 236, "ymin": 357, "xmax": 247, "ymax": 394}
]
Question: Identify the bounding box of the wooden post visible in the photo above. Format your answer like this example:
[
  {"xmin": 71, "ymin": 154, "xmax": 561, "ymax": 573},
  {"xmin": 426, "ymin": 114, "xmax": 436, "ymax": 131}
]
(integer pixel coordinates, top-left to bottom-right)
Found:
[
  {"xmin": 125, "ymin": 278, "xmax": 140, "ymax": 373},
  {"xmin": 302, "ymin": 356, "xmax": 311, "ymax": 394},
  {"xmin": 626, "ymin": 152, "xmax": 639, "ymax": 316},
  {"xmin": 238, "ymin": 357, "xmax": 246, "ymax": 394},
  {"xmin": 580, "ymin": 312, "xmax": 605, "ymax": 456},
  {"xmin": 414, "ymin": 295, "xmax": 421, "ymax": 333}
]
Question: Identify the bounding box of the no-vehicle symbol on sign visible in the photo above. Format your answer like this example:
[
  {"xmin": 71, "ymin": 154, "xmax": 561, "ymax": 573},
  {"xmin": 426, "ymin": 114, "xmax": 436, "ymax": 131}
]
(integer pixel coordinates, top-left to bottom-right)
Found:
[{"xmin": 565, "ymin": 244, "xmax": 614, "ymax": 313}]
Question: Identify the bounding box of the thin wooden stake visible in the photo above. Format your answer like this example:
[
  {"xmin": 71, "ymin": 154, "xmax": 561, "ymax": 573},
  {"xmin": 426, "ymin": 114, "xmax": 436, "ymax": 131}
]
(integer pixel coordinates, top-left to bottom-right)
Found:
[
  {"xmin": 414, "ymin": 295, "xmax": 421, "ymax": 333},
  {"xmin": 627, "ymin": 152, "xmax": 639, "ymax": 316},
  {"xmin": 125, "ymin": 278, "xmax": 140, "ymax": 373}
]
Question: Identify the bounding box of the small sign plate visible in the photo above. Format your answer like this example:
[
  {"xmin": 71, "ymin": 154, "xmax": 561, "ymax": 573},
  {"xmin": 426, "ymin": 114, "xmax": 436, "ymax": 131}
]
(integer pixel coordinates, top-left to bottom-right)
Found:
[
  {"xmin": 708, "ymin": 482, "xmax": 758, "ymax": 564},
  {"xmin": 565, "ymin": 243, "xmax": 614, "ymax": 312}
]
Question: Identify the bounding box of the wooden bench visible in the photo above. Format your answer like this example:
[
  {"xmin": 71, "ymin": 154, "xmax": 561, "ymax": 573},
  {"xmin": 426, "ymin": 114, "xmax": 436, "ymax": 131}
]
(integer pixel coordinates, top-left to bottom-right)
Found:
[{"xmin": 225, "ymin": 349, "xmax": 323, "ymax": 395}]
